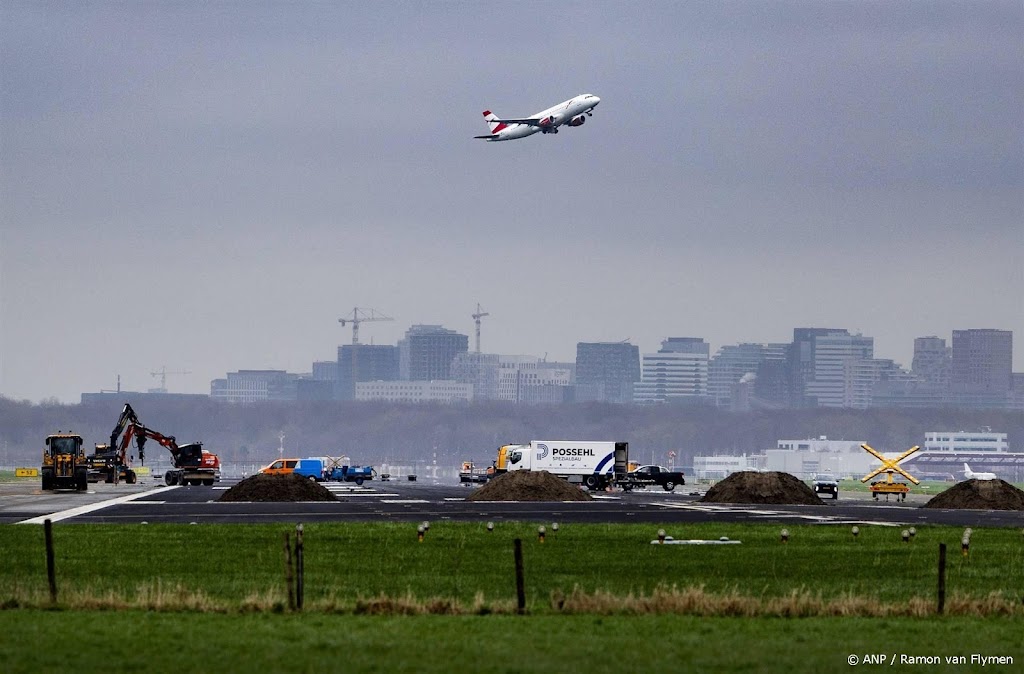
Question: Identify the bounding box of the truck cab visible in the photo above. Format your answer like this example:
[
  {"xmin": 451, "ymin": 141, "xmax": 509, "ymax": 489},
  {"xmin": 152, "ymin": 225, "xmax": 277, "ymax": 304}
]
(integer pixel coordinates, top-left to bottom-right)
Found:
[{"xmin": 42, "ymin": 433, "xmax": 89, "ymax": 491}]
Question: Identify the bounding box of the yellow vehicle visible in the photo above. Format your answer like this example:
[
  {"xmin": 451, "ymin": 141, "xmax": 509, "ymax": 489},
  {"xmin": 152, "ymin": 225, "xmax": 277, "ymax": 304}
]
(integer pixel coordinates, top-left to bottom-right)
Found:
[
  {"xmin": 492, "ymin": 444, "xmax": 527, "ymax": 474},
  {"xmin": 861, "ymin": 443, "xmax": 920, "ymax": 502},
  {"xmin": 259, "ymin": 458, "xmax": 299, "ymax": 475},
  {"xmin": 41, "ymin": 433, "xmax": 89, "ymax": 491}
]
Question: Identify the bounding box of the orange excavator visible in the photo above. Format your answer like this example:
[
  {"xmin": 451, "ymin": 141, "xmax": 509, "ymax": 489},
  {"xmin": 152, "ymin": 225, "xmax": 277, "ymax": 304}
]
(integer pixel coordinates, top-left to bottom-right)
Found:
[{"xmin": 111, "ymin": 403, "xmax": 221, "ymax": 487}]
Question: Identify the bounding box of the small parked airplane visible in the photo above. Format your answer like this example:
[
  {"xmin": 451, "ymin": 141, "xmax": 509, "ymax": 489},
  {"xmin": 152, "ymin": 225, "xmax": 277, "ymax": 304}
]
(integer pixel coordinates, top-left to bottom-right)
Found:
[
  {"xmin": 963, "ymin": 463, "xmax": 997, "ymax": 480},
  {"xmin": 474, "ymin": 93, "xmax": 600, "ymax": 141}
]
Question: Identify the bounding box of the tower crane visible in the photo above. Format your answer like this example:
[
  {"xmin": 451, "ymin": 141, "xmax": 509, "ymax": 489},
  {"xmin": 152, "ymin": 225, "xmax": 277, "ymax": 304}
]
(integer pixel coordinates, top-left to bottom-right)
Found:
[
  {"xmin": 149, "ymin": 367, "xmax": 191, "ymax": 393},
  {"xmin": 472, "ymin": 303, "xmax": 490, "ymax": 353},
  {"xmin": 338, "ymin": 307, "xmax": 394, "ymax": 345}
]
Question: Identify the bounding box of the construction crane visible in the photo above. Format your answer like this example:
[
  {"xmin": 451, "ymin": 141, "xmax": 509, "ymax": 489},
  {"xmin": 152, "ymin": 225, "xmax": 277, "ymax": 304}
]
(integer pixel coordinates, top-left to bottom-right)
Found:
[
  {"xmin": 471, "ymin": 303, "xmax": 490, "ymax": 353},
  {"xmin": 338, "ymin": 307, "xmax": 394, "ymax": 345},
  {"xmin": 149, "ymin": 367, "xmax": 191, "ymax": 394}
]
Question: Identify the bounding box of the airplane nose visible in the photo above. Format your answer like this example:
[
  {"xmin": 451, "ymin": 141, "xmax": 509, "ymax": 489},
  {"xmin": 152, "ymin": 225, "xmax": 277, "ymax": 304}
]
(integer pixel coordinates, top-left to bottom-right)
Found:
[{"xmin": 591, "ymin": 96, "xmax": 600, "ymax": 107}]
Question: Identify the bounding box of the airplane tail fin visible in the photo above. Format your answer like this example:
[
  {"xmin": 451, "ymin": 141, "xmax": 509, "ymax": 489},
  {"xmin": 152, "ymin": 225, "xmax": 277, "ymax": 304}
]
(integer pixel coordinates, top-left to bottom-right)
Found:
[
  {"xmin": 479, "ymin": 110, "xmax": 507, "ymax": 136},
  {"xmin": 964, "ymin": 463, "xmax": 971, "ymax": 475}
]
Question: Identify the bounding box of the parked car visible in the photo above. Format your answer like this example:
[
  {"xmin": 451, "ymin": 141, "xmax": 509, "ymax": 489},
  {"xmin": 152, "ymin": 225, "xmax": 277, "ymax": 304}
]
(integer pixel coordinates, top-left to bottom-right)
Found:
[{"xmin": 812, "ymin": 473, "xmax": 839, "ymax": 499}]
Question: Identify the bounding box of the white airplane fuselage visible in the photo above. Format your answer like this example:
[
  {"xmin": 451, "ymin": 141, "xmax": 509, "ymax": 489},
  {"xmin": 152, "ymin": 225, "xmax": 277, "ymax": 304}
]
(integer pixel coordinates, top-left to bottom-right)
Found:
[
  {"xmin": 963, "ymin": 463, "xmax": 997, "ymax": 480},
  {"xmin": 476, "ymin": 94, "xmax": 600, "ymax": 142}
]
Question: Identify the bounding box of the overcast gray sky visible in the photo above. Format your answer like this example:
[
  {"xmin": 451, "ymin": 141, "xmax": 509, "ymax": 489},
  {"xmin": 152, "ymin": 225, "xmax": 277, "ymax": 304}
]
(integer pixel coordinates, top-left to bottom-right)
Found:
[{"xmin": 2, "ymin": 1, "xmax": 1022, "ymax": 403}]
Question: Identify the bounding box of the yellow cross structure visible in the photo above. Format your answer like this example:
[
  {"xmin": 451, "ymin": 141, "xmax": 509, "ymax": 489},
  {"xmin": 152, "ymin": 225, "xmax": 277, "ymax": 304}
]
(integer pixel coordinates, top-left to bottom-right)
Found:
[{"xmin": 860, "ymin": 443, "xmax": 921, "ymax": 501}]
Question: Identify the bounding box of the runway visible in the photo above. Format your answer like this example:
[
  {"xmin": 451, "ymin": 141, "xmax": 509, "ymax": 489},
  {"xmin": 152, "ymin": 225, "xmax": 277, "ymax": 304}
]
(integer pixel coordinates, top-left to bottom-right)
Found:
[{"xmin": 4, "ymin": 476, "xmax": 1023, "ymax": 528}]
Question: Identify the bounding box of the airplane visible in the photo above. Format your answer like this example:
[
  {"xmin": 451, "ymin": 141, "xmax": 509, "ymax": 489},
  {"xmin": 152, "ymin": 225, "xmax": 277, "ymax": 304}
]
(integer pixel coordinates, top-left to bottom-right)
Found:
[
  {"xmin": 474, "ymin": 93, "xmax": 600, "ymax": 141},
  {"xmin": 963, "ymin": 463, "xmax": 997, "ymax": 480}
]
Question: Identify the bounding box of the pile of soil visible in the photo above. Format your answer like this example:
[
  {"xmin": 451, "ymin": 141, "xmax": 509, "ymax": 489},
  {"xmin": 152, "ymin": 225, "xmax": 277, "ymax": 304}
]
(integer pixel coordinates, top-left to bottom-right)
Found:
[
  {"xmin": 219, "ymin": 474, "xmax": 338, "ymax": 502},
  {"xmin": 466, "ymin": 471, "xmax": 593, "ymax": 502},
  {"xmin": 700, "ymin": 471, "xmax": 823, "ymax": 505},
  {"xmin": 922, "ymin": 479, "xmax": 1024, "ymax": 511}
]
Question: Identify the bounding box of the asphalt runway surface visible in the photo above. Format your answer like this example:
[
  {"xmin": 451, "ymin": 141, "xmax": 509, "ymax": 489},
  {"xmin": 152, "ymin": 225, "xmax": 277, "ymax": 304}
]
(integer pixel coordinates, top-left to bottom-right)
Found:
[{"xmin": 3, "ymin": 476, "xmax": 1023, "ymax": 528}]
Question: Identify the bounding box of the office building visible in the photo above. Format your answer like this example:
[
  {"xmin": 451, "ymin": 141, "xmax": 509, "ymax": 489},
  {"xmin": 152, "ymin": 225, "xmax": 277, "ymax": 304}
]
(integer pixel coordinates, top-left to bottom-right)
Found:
[
  {"xmin": 575, "ymin": 341, "xmax": 640, "ymax": 404},
  {"xmin": 634, "ymin": 338, "xmax": 710, "ymax": 404},
  {"xmin": 398, "ymin": 325, "xmax": 469, "ymax": 381}
]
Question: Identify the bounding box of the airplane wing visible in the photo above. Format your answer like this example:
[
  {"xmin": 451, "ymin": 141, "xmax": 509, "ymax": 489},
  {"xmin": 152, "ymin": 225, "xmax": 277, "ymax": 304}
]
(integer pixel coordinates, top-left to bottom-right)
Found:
[{"xmin": 491, "ymin": 118, "xmax": 545, "ymax": 126}]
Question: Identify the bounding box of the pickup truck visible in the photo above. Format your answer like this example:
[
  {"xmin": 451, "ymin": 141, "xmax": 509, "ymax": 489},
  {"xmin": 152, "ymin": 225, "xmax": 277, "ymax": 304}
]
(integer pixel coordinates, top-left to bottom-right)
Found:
[
  {"xmin": 620, "ymin": 465, "xmax": 685, "ymax": 492},
  {"xmin": 459, "ymin": 461, "xmax": 492, "ymax": 484},
  {"xmin": 812, "ymin": 473, "xmax": 839, "ymax": 499}
]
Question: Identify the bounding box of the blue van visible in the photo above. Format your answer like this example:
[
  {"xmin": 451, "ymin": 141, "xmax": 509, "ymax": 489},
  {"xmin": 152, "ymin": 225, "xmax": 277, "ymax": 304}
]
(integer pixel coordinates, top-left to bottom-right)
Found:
[{"xmin": 293, "ymin": 458, "xmax": 325, "ymax": 481}]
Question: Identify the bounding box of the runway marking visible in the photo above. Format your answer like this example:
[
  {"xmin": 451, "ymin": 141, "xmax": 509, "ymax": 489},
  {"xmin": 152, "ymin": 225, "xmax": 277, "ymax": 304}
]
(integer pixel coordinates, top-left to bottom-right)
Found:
[
  {"xmin": 652, "ymin": 501, "xmax": 904, "ymax": 526},
  {"xmin": 17, "ymin": 486, "xmax": 179, "ymax": 525},
  {"xmin": 381, "ymin": 499, "xmax": 429, "ymax": 504}
]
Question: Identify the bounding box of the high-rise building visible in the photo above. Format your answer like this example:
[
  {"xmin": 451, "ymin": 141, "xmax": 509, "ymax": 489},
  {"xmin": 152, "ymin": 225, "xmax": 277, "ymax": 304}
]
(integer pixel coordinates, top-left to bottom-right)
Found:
[
  {"xmin": 708, "ymin": 343, "xmax": 766, "ymax": 408},
  {"xmin": 575, "ymin": 341, "xmax": 640, "ymax": 404},
  {"xmin": 843, "ymin": 358, "xmax": 909, "ymax": 409},
  {"xmin": 912, "ymin": 336, "xmax": 951, "ymax": 387},
  {"xmin": 634, "ymin": 338, "xmax": 710, "ymax": 404},
  {"xmin": 788, "ymin": 328, "xmax": 848, "ymax": 408},
  {"xmin": 337, "ymin": 344, "xmax": 399, "ymax": 400},
  {"xmin": 398, "ymin": 325, "xmax": 469, "ymax": 381},
  {"xmin": 951, "ymin": 329, "xmax": 1012, "ymax": 393},
  {"xmin": 451, "ymin": 352, "xmax": 500, "ymax": 400},
  {"xmin": 803, "ymin": 332, "xmax": 873, "ymax": 407}
]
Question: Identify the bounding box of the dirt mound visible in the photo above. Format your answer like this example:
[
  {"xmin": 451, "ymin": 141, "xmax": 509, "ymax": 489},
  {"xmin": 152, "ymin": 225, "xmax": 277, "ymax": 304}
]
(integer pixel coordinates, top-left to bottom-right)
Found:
[
  {"xmin": 466, "ymin": 470, "xmax": 593, "ymax": 502},
  {"xmin": 922, "ymin": 479, "xmax": 1024, "ymax": 511},
  {"xmin": 219, "ymin": 473, "xmax": 338, "ymax": 502},
  {"xmin": 700, "ymin": 471, "xmax": 823, "ymax": 505}
]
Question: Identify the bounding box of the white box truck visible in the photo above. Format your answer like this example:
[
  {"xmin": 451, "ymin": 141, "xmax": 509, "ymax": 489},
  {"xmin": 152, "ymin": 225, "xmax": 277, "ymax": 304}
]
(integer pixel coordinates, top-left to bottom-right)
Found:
[{"xmin": 496, "ymin": 440, "xmax": 629, "ymax": 490}]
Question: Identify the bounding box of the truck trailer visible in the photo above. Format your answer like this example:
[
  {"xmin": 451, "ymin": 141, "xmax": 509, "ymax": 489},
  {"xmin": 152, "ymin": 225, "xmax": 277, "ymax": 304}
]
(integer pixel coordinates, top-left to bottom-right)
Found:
[{"xmin": 493, "ymin": 441, "xmax": 629, "ymax": 490}]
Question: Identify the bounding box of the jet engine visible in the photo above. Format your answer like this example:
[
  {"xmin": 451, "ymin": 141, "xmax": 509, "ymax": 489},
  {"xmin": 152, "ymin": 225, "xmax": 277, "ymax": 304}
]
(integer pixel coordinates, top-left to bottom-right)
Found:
[{"xmin": 567, "ymin": 115, "xmax": 586, "ymax": 127}]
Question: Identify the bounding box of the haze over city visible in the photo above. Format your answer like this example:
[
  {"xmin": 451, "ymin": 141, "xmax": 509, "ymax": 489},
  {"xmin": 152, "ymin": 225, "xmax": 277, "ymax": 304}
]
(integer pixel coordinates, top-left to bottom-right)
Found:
[{"xmin": 2, "ymin": 1, "xmax": 1021, "ymax": 404}]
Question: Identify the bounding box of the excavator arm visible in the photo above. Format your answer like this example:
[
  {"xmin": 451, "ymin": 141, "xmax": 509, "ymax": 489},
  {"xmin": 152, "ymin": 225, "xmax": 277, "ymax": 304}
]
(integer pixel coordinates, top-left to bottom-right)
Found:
[{"xmin": 118, "ymin": 422, "xmax": 179, "ymax": 466}]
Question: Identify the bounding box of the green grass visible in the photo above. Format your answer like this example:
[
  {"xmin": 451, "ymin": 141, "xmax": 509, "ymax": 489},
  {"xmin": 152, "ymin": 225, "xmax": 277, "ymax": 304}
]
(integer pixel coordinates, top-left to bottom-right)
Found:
[
  {"xmin": 2, "ymin": 522, "xmax": 1023, "ymax": 612},
  {"xmin": 3, "ymin": 522, "xmax": 1023, "ymax": 672},
  {"xmin": 0, "ymin": 611, "xmax": 1021, "ymax": 673}
]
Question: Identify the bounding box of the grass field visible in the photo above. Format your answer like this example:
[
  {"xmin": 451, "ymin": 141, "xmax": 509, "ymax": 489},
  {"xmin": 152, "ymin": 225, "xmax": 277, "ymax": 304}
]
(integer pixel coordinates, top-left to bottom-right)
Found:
[
  {"xmin": 1, "ymin": 611, "xmax": 1021, "ymax": 674},
  {"xmin": 3, "ymin": 521, "xmax": 1023, "ymax": 672},
  {"xmin": 3, "ymin": 521, "xmax": 1023, "ymax": 612}
]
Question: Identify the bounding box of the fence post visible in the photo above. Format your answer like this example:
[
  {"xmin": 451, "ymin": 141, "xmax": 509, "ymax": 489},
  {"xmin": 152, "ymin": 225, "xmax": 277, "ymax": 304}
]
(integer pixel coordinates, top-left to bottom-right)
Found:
[
  {"xmin": 284, "ymin": 532, "xmax": 295, "ymax": 611},
  {"xmin": 44, "ymin": 519, "xmax": 57, "ymax": 604},
  {"xmin": 937, "ymin": 542, "xmax": 947, "ymax": 615},
  {"xmin": 295, "ymin": 523, "xmax": 304, "ymax": 611},
  {"xmin": 514, "ymin": 538, "xmax": 525, "ymax": 614}
]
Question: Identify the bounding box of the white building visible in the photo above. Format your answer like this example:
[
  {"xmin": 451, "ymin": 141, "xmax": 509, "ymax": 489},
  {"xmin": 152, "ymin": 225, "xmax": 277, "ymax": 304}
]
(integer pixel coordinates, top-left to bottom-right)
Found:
[
  {"xmin": 804, "ymin": 333, "xmax": 873, "ymax": 407},
  {"xmin": 355, "ymin": 380, "xmax": 473, "ymax": 404},
  {"xmin": 923, "ymin": 431, "xmax": 1008, "ymax": 453},
  {"xmin": 634, "ymin": 337, "xmax": 709, "ymax": 404},
  {"xmin": 692, "ymin": 454, "xmax": 761, "ymax": 479}
]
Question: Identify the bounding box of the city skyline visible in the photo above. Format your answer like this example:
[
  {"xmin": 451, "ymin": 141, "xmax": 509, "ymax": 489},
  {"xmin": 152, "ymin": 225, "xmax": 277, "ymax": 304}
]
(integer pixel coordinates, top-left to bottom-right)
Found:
[
  {"xmin": 206, "ymin": 324, "xmax": 1016, "ymax": 407},
  {"xmin": 3, "ymin": 2, "xmax": 1021, "ymax": 404}
]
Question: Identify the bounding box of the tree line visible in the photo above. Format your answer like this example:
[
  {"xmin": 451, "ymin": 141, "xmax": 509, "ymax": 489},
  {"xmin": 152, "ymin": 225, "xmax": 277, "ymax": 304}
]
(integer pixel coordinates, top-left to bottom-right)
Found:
[{"xmin": 1, "ymin": 395, "xmax": 1021, "ymax": 469}]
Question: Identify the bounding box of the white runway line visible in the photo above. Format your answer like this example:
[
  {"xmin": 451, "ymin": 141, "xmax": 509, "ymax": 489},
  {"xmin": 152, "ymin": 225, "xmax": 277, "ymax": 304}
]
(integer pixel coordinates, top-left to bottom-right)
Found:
[{"xmin": 17, "ymin": 486, "xmax": 179, "ymax": 525}]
